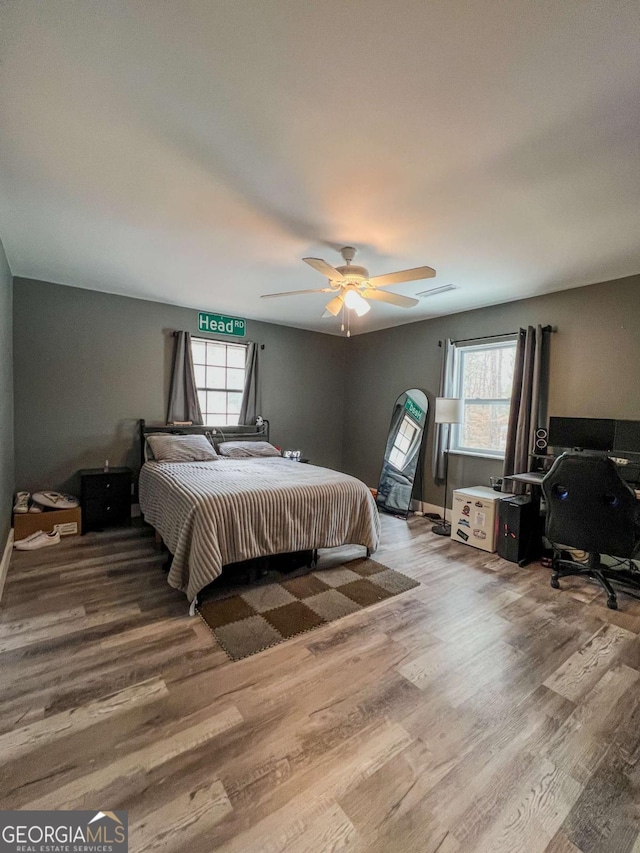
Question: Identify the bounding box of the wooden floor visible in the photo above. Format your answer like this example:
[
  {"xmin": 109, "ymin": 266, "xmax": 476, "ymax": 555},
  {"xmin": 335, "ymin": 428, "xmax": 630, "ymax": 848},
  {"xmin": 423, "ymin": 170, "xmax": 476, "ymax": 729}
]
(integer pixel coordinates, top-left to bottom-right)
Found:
[{"xmin": 2, "ymin": 516, "xmax": 640, "ymax": 852}]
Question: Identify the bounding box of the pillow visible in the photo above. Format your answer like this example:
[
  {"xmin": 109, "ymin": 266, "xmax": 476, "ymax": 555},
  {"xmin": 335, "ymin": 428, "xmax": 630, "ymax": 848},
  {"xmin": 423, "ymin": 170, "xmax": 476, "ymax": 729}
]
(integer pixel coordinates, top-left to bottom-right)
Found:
[
  {"xmin": 217, "ymin": 441, "xmax": 280, "ymax": 459},
  {"xmin": 146, "ymin": 434, "xmax": 219, "ymax": 463},
  {"xmin": 144, "ymin": 432, "xmax": 168, "ymax": 462}
]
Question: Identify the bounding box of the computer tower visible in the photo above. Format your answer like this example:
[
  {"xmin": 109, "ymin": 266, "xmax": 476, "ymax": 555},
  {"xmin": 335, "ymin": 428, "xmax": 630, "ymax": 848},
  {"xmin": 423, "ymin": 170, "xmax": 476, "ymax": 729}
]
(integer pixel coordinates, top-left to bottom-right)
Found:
[{"xmin": 497, "ymin": 495, "xmax": 542, "ymax": 566}]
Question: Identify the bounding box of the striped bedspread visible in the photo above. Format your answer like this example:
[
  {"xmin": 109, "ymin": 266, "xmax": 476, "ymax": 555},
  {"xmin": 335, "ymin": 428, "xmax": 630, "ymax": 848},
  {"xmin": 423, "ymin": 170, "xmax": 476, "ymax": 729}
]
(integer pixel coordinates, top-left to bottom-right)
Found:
[{"xmin": 139, "ymin": 458, "xmax": 381, "ymax": 602}]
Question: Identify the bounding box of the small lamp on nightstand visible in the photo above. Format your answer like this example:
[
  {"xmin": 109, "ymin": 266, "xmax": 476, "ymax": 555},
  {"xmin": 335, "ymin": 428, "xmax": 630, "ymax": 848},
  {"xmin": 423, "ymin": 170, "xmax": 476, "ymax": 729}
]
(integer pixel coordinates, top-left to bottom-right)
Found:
[{"xmin": 432, "ymin": 397, "xmax": 464, "ymax": 536}]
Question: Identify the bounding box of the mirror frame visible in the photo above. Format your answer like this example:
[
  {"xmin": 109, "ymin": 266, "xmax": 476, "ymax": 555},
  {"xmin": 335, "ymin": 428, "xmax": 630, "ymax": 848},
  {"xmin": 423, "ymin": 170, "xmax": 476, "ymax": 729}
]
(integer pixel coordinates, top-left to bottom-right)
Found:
[{"xmin": 376, "ymin": 388, "xmax": 429, "ymax": 519}]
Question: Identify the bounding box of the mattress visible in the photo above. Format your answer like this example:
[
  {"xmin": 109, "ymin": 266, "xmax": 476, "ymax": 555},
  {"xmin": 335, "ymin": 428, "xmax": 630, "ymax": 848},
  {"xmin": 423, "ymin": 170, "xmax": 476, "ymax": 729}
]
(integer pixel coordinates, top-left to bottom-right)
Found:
[{"xmin": 139, "ymin": 457, "xmax": 381, "ymax": 602}]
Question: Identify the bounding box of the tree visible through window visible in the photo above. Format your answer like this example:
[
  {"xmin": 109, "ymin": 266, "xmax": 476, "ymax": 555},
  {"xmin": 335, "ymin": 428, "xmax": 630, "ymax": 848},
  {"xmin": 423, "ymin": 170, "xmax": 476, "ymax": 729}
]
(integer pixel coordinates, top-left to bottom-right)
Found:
[
  {"xmin": 452, "ymin": 340, "xmax": 517, "ymax": 456},
  {"xmin": 191, "ymin": 337, "xmax": 246, "ymax": 426}
]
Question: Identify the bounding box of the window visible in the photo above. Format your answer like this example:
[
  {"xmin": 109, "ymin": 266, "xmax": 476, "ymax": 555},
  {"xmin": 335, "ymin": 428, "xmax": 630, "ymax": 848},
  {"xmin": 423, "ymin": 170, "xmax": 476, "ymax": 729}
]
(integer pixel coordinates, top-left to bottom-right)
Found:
[
  {"xmin": 191, "ymin": 337, "xmax": 246, "ymax": 426},
  {"xmin": 451, "ymin": 339, "xmax": 517, "ymax": 457},
  {"xmin": 389, "ymin": 415, "xmax": 419, "ymax": 470}
]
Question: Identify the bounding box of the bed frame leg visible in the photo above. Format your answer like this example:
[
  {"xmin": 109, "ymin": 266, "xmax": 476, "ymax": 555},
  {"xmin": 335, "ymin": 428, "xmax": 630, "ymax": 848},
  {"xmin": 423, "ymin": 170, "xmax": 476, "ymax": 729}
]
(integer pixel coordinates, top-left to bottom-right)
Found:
[
  {"xmin": 188, "ymin": 596, "xmax": 198, "ymax": 617},
  {"xmin": 366, "ymin": 547, "xmax": 371, "ymax": 558}
]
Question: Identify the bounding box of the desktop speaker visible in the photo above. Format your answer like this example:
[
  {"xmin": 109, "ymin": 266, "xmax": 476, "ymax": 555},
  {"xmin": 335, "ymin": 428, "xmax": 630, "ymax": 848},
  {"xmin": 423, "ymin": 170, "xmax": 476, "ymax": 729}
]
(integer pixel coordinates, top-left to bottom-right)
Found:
[
  {"xmin": 497, "ymin": 496, "xmax": 543, "ymax": 566},
  {"xmin": 534, "ymin": 428, "xmax": 548, "ymax": 454}
]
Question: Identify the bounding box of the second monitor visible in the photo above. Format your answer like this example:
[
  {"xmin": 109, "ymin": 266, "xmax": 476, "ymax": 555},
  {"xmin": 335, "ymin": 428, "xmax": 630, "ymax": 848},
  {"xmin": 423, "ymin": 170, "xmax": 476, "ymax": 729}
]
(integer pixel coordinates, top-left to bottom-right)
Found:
[{"xmin": 548, "ymin": 417, "xmax": 616, "ymax": 452}]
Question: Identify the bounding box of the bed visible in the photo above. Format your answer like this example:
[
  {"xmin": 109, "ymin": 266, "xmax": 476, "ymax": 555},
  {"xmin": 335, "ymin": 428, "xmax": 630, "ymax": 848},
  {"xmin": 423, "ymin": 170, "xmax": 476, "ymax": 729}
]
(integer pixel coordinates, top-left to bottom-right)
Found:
[{"xmin": 137, "ymin": 421, "xmax": 380, "ymax": 606}]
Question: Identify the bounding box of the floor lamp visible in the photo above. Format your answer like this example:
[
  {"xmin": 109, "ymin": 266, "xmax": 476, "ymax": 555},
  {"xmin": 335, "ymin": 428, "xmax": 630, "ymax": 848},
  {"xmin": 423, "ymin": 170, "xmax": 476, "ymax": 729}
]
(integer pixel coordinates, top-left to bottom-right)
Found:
[{"xmin": 432, "ymin": 397, "xmax": 464, "ymax": 536}]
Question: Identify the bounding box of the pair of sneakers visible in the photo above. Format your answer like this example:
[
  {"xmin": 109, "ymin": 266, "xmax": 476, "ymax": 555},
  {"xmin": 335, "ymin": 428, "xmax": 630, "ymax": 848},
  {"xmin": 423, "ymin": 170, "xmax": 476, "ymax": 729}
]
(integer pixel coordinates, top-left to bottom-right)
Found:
[
  {"xmin": 13, "ymin": 492, "xmax": 43, "ymax": 514},
  {"xmin": 14, "ymin": 529, "xmax": 61, "ymax": 550}
]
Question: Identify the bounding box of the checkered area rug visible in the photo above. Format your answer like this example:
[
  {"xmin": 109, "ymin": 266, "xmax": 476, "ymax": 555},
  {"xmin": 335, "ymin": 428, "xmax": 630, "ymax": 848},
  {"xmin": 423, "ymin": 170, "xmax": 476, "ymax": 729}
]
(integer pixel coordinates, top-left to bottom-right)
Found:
[{"xmin": 198, "ymin": 558, "xmax": 419, "ymax": 660}]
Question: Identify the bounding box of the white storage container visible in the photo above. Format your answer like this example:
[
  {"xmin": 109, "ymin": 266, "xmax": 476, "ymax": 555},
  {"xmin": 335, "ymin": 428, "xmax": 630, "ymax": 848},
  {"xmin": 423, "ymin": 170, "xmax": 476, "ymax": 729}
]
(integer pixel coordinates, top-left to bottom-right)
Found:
[{"xmin": 450, "ymin": 486, "xmax": 514, "ymax": 552}]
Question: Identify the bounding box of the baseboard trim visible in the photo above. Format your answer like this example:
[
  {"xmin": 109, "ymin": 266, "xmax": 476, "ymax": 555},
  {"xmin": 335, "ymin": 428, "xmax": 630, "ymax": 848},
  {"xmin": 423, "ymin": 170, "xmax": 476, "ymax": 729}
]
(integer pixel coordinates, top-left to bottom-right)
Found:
[
  {"xmin": 0, "ymin": 528, "xmax": 14, "ymax": 604},
  {"xmin": 411, "ymin": 499, "xmax": 452, "ymax": 522}
]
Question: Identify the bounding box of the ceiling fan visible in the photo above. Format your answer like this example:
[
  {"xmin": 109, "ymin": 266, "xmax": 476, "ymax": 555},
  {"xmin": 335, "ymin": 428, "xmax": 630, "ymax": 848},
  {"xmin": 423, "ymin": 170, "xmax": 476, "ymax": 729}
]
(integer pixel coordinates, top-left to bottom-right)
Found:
[{"xmin": 261, "ymin": 246, "xmax": 436, "ymax": 335}]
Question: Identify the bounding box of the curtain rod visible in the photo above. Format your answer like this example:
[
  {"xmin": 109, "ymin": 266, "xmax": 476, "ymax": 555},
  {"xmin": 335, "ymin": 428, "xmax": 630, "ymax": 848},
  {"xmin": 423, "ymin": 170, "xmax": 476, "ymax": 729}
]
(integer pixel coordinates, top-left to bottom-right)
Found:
[
  {"xmin": 439, "ymin": 325, "xmax": 556, "ymax": 347},
  {"xmin": 171, "ymin": 330, "xmax": 264, "ymax": 349}
]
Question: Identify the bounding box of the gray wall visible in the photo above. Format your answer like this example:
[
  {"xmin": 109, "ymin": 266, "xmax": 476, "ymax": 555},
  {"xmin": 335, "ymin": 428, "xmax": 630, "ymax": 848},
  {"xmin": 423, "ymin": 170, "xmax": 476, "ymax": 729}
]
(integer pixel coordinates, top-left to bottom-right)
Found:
[
  {"xmin": 13, "ymin": 279, "xmax": 347, "ymax": 494},
  {"xmin": 342, "ymin": 273, "xmax": 640, "ymax": 508},
  {"xmin": 12, "ymin": 272, "xmax": 640, "ymax": 514},
  {"xmin": 0, "ymin": 238, "xmax": 14, "ymax": 545}
]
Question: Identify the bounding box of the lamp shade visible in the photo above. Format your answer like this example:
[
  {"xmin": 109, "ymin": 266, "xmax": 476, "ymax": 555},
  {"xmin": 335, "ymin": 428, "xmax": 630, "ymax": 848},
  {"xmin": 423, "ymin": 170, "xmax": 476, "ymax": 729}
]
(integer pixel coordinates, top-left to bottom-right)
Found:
[{"xmin": 434, "ymin": 397, "xmax": 464, "ymax": 424}]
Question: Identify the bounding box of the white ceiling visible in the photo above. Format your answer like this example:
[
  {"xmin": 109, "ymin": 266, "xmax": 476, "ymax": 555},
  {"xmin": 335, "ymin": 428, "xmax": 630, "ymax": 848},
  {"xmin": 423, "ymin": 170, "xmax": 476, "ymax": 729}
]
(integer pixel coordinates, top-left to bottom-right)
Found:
[{"xmin": 1, "ymin": 1, "xmax": 639, "ymax": 335}]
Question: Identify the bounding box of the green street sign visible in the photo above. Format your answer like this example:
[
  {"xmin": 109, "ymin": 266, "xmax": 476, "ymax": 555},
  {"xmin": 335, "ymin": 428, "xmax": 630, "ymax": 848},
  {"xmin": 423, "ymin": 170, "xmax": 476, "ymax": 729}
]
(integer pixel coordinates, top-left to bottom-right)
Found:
[
  {"xmin": 198, "ymin": 312, "xmax": 246, "ymax": 337},
  {"xmin": 405, "ymin": 396, "xmax": 424, "ymax": 424}
]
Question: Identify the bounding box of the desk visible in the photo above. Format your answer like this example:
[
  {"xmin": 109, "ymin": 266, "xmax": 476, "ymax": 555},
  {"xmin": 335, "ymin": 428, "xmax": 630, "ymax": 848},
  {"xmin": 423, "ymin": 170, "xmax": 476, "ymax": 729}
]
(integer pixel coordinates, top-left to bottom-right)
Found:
[{"xmin": 508, "ymin": 472, "xmax": 545, "ymax": 487}]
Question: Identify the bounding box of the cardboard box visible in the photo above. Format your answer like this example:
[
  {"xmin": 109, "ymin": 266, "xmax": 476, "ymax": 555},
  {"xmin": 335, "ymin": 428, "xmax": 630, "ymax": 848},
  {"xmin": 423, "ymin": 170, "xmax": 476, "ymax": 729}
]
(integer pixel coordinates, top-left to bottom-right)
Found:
[{"xmin": 14, "ymin": 506, "xmax": 82, "ymax": 542}]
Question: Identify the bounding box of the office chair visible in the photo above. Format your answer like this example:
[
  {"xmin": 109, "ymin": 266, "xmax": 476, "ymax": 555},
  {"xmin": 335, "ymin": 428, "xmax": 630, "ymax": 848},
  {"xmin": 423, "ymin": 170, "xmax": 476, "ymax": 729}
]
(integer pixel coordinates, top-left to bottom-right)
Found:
[{"xmin": 542, "ymin": 453, "xmax": 640, "ymax": 610}]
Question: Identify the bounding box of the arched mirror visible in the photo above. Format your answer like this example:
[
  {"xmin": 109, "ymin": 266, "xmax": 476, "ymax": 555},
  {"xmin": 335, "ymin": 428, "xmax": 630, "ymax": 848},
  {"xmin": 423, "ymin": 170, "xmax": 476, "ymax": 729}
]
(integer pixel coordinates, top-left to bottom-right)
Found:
[{"xmin": 376, "ymin": 389, "xmax": 429, "ymax": 518}]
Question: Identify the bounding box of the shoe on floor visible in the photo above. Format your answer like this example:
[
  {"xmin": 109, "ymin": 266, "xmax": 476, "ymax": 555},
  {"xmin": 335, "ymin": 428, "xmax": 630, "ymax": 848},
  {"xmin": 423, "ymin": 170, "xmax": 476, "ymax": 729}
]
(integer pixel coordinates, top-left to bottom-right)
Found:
[
  {"xmin": 28, "ymin": 502, "xmax": 43, "ymax": 513},
  {"xmin": 13, "ymin": 492, "xmax": 30, "ymax": 514},
  {"xmin": 13, "ymin": 530, "xmax": 44, "ymax": 547},
  {"xmin": 14, "ymin": 530, "xmax": 61, "ymax": 550}
]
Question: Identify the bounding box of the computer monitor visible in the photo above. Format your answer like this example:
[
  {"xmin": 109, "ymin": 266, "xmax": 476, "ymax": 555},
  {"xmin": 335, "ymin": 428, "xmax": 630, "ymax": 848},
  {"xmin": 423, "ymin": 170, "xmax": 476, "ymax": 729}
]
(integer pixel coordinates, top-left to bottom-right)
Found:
[
  {"xmin": 614, "ymin": 420, "xmax": 640, "ymax": 454},
  {"xmin": 548, "ymin": 417, "xmax": 616, "ymax": 452}
]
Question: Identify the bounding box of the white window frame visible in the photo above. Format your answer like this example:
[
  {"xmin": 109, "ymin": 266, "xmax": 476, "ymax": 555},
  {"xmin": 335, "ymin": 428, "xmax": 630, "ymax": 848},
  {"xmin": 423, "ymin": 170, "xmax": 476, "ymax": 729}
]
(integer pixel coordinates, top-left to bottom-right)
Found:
[
  {"xmin": 450, "ymin": 338, "xmax": 517, "ymax": 459},
  {"xmin": 191, "ymin": 337, "xmax": 247, "ymax": 426}
]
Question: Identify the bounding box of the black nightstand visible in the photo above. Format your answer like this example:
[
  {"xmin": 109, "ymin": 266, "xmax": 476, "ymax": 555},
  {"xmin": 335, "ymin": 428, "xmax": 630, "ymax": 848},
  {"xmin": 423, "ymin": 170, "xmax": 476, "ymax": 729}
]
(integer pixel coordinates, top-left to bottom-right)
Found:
[{"xmin": 79, "ymin": 467, "xmax": 132, "ymax": 533}]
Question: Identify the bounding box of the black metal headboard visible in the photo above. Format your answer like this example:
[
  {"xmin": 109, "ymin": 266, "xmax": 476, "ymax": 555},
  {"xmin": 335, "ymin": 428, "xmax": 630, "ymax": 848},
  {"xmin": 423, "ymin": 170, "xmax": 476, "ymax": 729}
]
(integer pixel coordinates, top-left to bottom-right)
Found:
[{"xmin": 139, "ymin": 419, "xmax": 270, "ymax": 469}]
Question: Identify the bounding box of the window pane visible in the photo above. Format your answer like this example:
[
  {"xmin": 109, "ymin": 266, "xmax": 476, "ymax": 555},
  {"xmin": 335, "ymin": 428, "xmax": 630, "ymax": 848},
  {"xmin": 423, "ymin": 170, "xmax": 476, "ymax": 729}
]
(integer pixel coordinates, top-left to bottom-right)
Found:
[
  {"xmin": 228, "ymin": 392, "xmax": 242, "ymax": 414},
  {"xmin": 206, "ymin": 366, "xmax": 225, "ymax": 388},
  {"xmin": 210, "ymin": 414, "xmax": 228, "ymax": 425},
  {"xmin": 389, "ymin": 448, "xmax": 404, "ymax": 469},
  {"xmin": 227, "ymin": 346, "xmax": 245, "ymax": 369},
  {"xmin": 206, "ymin": 343, "xmax": 227, "ymax": 366},
  {"xmin": 459, "ymin": 403, "xmax": 511, "ymax": 452},
  {"xmin": 207, "ymin": 391, "xmax": 226, "ymax": 413},
  {"xmin": 192, "ymin": 340, "xmax": 206, "ymax": 365},
  {"xmin": 226, "ymin": 367, "xmax": 245, "ymax": 390},
  {"xmin": 462, "ymin": 346, "xmax": 515, "ymax": 400},
  {"xmin": 194, "ymin": 364, "xmax": 206, "ymax": 387},
  {"xmin": 197, "ymin": 391, "xmax": 207, "ymax": 414}
]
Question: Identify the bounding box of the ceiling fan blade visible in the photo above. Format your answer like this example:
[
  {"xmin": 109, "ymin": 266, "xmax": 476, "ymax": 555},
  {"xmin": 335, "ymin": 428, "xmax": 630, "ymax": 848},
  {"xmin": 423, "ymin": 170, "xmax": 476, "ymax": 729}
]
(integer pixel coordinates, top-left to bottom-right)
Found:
[
  {"xmin": 303, "ymin": 257, "xmax": 346, "ymax": 280},
  {"xmin": 261, "ymin": 288, "xmax": 332, "ymax": 299},
  {"xmin": 368, "ymin": 266, "xmax": 436, "ymax": 287},
  {"xmin": 362, "ymin": 289, "xmax": 419, "ymax": 309},
  {"xmin": 324, "ymin": 294, "xmax": 344, "ymax": 316}
]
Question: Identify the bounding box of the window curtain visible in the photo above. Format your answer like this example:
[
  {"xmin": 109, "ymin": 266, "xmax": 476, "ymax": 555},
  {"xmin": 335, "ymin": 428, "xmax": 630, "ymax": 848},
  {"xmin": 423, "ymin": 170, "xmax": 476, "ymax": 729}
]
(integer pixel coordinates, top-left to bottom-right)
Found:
[
  {"xmin": 432, "ymin": 338, "xmax": 456, "ymax": 483},
  {"xmin": 239, "ymin": 342, "xmax": 261, "ymax": 425},
  {"xmin": 502, "ymin": 325, "xmax": 547, "ymax": 493},
  {"xmin": 166, "ymin": 331, "xmax": 203, "ymax": 425}
]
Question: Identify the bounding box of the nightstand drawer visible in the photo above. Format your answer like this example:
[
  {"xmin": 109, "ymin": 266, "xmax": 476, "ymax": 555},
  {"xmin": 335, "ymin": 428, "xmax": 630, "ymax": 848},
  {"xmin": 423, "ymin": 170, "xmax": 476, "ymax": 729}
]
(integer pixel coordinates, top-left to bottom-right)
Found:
[
  {"xmin": 83, "ymin": 498, "xmax": 130, "ymax": 525},
  {"xmin": 82, "ymin": 474, "xmax": 130, "ymax": 500}
]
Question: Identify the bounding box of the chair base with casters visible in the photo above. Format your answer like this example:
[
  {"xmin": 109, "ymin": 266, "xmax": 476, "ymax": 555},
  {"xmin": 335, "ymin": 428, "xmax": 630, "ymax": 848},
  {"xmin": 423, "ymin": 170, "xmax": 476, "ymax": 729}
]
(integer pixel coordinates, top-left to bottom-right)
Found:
[{"xmin": 550, "ymin": 550, "xmax": 640, "ymax": 610}]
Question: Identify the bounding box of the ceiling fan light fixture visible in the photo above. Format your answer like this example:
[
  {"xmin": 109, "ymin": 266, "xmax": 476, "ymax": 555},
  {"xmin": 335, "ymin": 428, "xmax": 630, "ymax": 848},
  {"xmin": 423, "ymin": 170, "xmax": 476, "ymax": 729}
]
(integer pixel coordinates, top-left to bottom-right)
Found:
[{"xmin": 343, "ymin": 287, "xmax": 371, "ymax": 316}]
